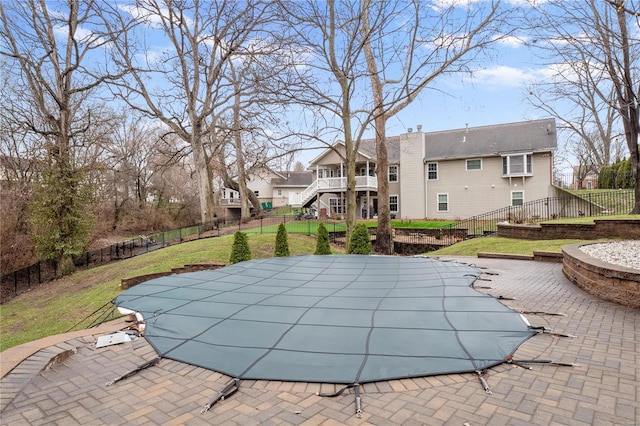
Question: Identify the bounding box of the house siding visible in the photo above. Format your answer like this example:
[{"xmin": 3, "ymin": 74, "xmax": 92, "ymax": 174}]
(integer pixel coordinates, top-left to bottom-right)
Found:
[
  {"xmin": 425, "ymin": 153, "xmax": 554, "ymax": 219},
  {"xmin": 399, "ymin": 132, "xmax": 426, "ymax": 218}
]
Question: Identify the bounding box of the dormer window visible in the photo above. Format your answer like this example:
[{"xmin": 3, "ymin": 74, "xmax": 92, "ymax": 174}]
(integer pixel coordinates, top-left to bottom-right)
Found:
[{"xmin": 502, "ymin": 153, "xmax": 532, "ymax": 176}]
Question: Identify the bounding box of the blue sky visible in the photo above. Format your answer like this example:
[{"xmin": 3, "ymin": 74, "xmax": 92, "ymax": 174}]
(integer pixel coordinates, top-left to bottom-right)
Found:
[{"xmin": 295, "ymin": 0, "xmax": 557, "ymax": 165}]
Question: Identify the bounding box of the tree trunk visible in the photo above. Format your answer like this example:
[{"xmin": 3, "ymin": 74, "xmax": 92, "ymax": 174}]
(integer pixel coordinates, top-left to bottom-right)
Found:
[
  {"xmin": 233, "ymin": 86, "xmax": 252, "ymax": 219},
  {"xmin": 612, "ymin": 3, "xmax": 640, "ymax": 213},
  {"xmin": 191, "ymin": 138, "xmax": 216, "ymax": 224},
  {"xmin": 374, "ymin": 115, "xmax": 392, "ymax": 254}
]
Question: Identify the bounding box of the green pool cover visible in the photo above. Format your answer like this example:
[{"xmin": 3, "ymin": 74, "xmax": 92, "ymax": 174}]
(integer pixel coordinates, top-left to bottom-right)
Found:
[{"xmin": 114, "ymin": 255, "xmax": 535, "ymax": 384}]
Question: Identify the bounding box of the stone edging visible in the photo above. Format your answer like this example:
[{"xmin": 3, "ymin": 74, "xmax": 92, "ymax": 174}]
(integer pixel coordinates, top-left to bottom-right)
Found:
[
  {"xmin": 121, "ymin": 263, "xmax": 225, "ymax": 290},
  {"xmin": 562, "ymin": 243, "xmax": 640, "ymax": 309}
]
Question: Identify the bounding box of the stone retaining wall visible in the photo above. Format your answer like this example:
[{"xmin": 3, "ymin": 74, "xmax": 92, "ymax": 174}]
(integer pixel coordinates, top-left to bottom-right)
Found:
[
  {"xmin": 562, "ymin": 243, "xmax": 640, "ymax": 309},
  {"xmin": 121, "ymin": 263, "xmax": 225, "ymax": 290},
  {"xmin": 497, "ymin": 219, "xmax": 640, "ymax": 240}
]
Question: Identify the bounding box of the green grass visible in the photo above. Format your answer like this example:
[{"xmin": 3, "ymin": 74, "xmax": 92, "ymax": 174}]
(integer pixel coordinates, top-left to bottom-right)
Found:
[
  {"xmin": 541, "ymin": 214, "xmax": 640, "ymax": 224},
  {"xmin": 244, "ymin": 221, "xmax": 347, "ymax": 235},
  {"xmin": 565, "ymin": 188, "xmax": 635, "ymax": 214},
  {"xmin": 427, "ymin": 236, "xmax": 611, "ymax": 257},
  {"xmin": 0, "ymin": 233, "xmax": 340, "ymax": 352}
]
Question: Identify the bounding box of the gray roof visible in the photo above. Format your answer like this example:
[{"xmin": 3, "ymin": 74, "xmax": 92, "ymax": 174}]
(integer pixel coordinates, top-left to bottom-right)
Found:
[
  {"xmin": 358, "ymin": 135, "xmax": 402, "ymax": 164},
  {"xmin": 272, "ymin": 171, "xmax": 313, "ymax": 187},
  {"xmin": 423, "ymin": 118, "xmax": 557, "ymax": 160},
  {"xmin": 355, "ymin": 119, "xmax": 556, "ymax": 163}
]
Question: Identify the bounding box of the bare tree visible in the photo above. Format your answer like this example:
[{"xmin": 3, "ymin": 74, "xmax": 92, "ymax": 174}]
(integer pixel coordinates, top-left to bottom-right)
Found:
[
  {"xmin": 278, "ymin": 0, "xmax": 375, "ymax": 243},
  {"xmin": 0, "ymin": 0, "xmax": 128, "ymax": 275},
  {"xmin": 527, "ymin": 0, "xmax": 640, "ymax": 213},
  {"xmin": 221, "ymin": 34, "xmax": 302, "ymax": 219},
  {"xmin": 106, "ymin": 0, "xmax": 275, "ymax": 224},
  {"xmin": 527, "ymin": 63, "xmax": 624, "ymax": 169},
  {"xmin": 360, "ymin": 0, "xmax": 504, "ymax": 253}
]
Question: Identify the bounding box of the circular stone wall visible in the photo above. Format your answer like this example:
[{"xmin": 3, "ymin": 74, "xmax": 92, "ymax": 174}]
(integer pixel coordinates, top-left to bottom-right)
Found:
[{"xmin": 562, "ymin": 243, "xmax": 640, "ymax": 309}]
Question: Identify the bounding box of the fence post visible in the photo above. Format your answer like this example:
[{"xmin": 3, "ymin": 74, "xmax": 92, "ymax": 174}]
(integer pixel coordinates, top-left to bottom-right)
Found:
[
  {"xmin": 260, "ymin": 218, "xmax": 263, "ymax": 234},
  {"xmin": 588, "ymin": 193, "xmax": 592, "ymax": 216}
]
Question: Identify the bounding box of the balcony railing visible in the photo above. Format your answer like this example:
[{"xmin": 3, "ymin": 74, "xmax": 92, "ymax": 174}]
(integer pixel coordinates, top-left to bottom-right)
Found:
[
  {"xmin": 295, "ymin": 176, "xmax": 379, "ymax": 207},
  {"xmin": 220, "ymin": 198, "xmax": 242, "ymax": 205}
]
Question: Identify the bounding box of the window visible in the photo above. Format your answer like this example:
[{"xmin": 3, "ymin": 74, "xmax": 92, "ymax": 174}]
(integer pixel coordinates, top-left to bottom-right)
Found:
[
  {"xmin": 277, "ymin": 189, "xmax": 282, "ymax": 196},
  {"xmin": 502, "ymin": 154, "xmax": 532, "ymax": 176},
  {"xmin": 511, "ymin": 191, "xmax": 524, "ymax": 206},
  {"xmin": 389, "ymin": 195, "xmax": 398, "ymax": 212},
  {"xmin": 466, "ymin": 159, "xmax": 482, "ymax": 171},
  {"xmin": 319, "ymin": 169, "xmax": 334, "ymax": 178},
  {"xmin": 329, "ymin": 198, "xmax": 344, "ymax": 214},
  {"xmin": 389, "ymin": 165, "xmax": 398, "ymax": 182},
  {"xmin": 427, "ymin": 163, "xmax": 438, "ymax": 180},
  {"xmin": 437, "ymin": 193, "xmax": 449, "ymax": 212},
  {"xmin": 254, "ymin": 190, "xmax": 259, "ymax": 197}
]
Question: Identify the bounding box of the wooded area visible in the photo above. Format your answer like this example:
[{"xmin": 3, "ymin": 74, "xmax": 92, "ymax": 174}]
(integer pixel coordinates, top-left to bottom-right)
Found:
[{"xmin": 1, "ymin": 0, "xmax": 638, "ymax": 275}]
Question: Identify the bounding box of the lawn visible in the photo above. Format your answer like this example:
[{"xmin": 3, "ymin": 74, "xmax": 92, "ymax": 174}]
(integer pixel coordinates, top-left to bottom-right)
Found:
[
  {"xmin": 541, "ymin": 214, "xmax": 640, "ymax": 224},
  {"xmin": 565, "ymin": 188, "xmax": 635, "ymax": 215},
  {"xmin": 427, "ymin": 236, "xmax": 611, "ymax": 257}
]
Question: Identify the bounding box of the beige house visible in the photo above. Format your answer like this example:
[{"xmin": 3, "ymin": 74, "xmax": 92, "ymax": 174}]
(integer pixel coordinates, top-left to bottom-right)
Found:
[
  {"xmin": 221, "ymin": 170, "xmax": 312, "ymax": 218},
  {"xmin": 293, "ymin": 118, "xmax": 558, "ymax": 219}
]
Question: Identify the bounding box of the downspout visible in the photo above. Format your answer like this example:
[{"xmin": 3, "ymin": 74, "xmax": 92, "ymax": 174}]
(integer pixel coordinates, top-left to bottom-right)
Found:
[{"xmin": 423, "ymin": 133, "xmax": 428, "ymax": 218}]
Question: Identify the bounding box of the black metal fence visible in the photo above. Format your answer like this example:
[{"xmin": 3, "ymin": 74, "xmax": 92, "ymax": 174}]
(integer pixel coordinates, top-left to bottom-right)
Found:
[
  {"xmin": 2, "ymin": 190, "xmax": 635, "ymax": 302},
  {"xmin": 0, "ymin": 215, "xmax": 342, "ymax": 302},
  {"xmin": 450, "ymin": 189, "xmax": 635, "ymax": 238}
]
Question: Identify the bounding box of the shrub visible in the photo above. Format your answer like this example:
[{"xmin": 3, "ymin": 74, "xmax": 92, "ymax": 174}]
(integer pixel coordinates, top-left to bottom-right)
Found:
[
  {"xmin": 274, "ymin": 223, "xmax": 290, "ymax": 257},
  {"xmin": 315, "ymin": 222, "xmax": 331, "ymax": 255},
  {"xmin": 348, "ymin": 223, "xmax": 372, "ymax": 254},
  {"xmin": 229, "ymin": 231, "xmax": 251, "ymax": 264}
]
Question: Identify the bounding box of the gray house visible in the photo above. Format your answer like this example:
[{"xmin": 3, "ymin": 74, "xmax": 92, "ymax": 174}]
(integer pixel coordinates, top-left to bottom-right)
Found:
[{"xmin": 293, "ymin": 118, "xmax": 558, "ymax": 219}]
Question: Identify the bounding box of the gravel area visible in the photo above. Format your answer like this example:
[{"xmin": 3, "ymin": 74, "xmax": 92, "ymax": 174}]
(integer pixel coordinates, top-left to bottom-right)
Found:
[{"xmin": 579, "ymin": 240, "xmax": 640, "ymax": 270}]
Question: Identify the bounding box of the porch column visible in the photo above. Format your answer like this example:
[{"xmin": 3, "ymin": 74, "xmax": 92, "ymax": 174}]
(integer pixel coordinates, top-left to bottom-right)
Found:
[{"xmin": 366, "ymin": 190, "xmax": 371, "ymax": 219}]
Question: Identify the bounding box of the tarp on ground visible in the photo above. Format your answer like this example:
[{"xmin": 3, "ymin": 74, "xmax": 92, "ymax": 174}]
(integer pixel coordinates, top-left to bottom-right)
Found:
[{"xmin": 114, "ymin": 255, "xmax": 535, "ymax": 384}]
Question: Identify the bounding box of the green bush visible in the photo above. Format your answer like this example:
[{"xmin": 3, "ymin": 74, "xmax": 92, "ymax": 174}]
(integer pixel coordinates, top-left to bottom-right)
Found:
[
  {"xmin": 348, "ymin": 223, "xmax": 372, "ymax": 254},
  {"xmin": 315, "ymin": 222, "xmax": 331, "ymax": 255},
  {"xmin": 274, "ymin": 223, "xmax": 290, "ymax": 257},
  {"xmin": 229, "ymin": 231, "xmax": 251, "ymax": 264}
]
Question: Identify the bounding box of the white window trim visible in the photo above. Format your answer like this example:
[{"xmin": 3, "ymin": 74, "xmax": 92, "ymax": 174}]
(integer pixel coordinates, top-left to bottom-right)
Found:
[
  {"xmin": 511, "ymin": 190, "xmax": 524, "ymax": 206},
  {"xmin": 388, "ymin": 165, "xmax": 398, "ymax": 182},
  {"xmin": 329, "ymin": 197, "xmax": 344, "ymax": 214},
  {"xmin": 389, "ymin": 194, "xmax": 399, "ymax": 212},
  {"xmin": 502, "ymin": 153, "xmax": 533, "ymax": 177},
  {"xmin": 437, "ymin": 193, "xmax": 449, "ymax": 212},
  {"xmin": 427, "ymin": 162, "xmax": 438, "ymax": 180},
  {"xmin": 466, "ymin": 158, "xmax": 482, "ymax": 171}
]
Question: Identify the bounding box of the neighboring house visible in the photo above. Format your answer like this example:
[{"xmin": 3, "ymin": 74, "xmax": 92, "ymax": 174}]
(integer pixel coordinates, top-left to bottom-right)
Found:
[
  {"xmin": 293, "ymin": 118, "xmax": 558, "ymax": 219},
  {"xmin": 570, "ymin": 165, "xmax": 599, "ymax": 190},
  {"xmin": 220, "ymin": 169, "xmax": 313, "ymax": 218}
]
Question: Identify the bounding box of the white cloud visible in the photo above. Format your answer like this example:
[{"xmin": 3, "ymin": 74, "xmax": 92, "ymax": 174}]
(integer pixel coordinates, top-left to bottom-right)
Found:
[
  {"xmin": 119, "ymin": 4, "xmax": 193, "ymax": 29},
  {"xmin": 493, "ymin": 34, "xmax": 528, "ymax": 48},
  {"xmin": 469, "ymin": 65, "xmax": 546, "ymax": 87}
]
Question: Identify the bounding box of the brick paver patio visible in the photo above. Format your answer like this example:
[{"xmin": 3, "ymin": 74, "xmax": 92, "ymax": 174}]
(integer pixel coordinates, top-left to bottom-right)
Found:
[{"xmin": 1, "ymin": 257, "xmax": 638, "ymax": 425}]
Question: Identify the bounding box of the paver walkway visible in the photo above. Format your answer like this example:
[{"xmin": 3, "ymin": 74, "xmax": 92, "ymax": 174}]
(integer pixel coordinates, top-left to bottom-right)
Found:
[{"xmin": 1, "ymin": 257, "xmax": 638, "ymax": 425}]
